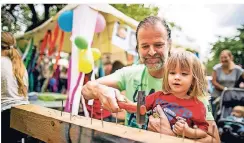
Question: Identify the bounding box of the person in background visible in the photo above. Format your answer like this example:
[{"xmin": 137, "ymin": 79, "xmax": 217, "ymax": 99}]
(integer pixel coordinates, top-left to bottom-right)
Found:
[
  {"xmin": 211, "ymin": 50, "xmax": 244, "ymax": 117},
  {"xmin": 212, "ymin": 50, "xmax": 244, "ymax": 97},
  {"xmin": 39, "ymin": 55, "xmax": 51, "ymax": 88},
  {"xmin": 220, "ymin": 106, "xmax": 244, "ymax": 137},
  {"xmin": 59, "ymin": 67, "xmax": 68, "ymax": 93},
  {"xmin": 111, "ymin": 60, "xmax": 125, "ymax": 74},
  {"xmin": 227, "ymin": 106, "xmax": 244, "ymax": 122},
  {"xmin": 235, "ymin": 75, "xmax": 244, "ymax": 88},
  {"xmin": 1, "ymin": 32, "xmax": 29, "ymax": 143},
  {"xmin": 103, "ymin": 60, "xmax": 113, "ymax": 76},
  {"xmin": 234, "ymin": 65, "xmax": 244, "ymax": 88}
]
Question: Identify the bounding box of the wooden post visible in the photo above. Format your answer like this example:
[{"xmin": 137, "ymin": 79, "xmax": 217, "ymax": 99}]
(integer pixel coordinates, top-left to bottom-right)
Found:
[{"xmin": 10, "ymin": 104, "xmax": 196, "ymax": 143}]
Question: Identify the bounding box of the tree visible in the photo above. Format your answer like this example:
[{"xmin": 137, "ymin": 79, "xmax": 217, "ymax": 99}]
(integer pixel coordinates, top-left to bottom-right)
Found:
[
  {"xmin": 206, "ymin": 25, "xmax": 244, "ymax": 75},
  {"xmin": 111, "ymin": 4, "xmax": 159, "ymax": 22},
  {"xmin": 111, "ymin": 4, "xmax": 182, "ymax": 31},
  {"xmin": 1, "ymin": 4, "xmax": 66, "ymax": 34}
]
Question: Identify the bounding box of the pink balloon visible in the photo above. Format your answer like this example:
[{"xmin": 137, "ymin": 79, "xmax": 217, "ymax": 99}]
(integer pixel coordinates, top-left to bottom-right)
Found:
[{"xmin": 95, "ymin": 13, "xmax": 106, "ymax": 33}]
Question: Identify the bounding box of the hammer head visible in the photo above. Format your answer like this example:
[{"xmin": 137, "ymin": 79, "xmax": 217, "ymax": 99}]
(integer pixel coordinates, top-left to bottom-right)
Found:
[{"xmin": 136, "ymin": 91, "xmax": 146, "ymax": 125}]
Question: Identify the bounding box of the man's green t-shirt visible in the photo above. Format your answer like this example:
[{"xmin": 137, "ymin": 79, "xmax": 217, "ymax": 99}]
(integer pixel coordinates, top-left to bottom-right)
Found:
[{"xmin": 109, "ymin": 64, "xmax": 214, "ymax": 128}]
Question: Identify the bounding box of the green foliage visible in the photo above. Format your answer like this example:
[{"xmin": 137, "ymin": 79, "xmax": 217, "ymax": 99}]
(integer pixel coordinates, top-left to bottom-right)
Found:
[
  {"xmin": 111, "ymin": 4, "xmax": 182, "ymax": 32},
  {"xmin": 111, "ymin": 4, "xmax": 159, "ymax": 21},
  {"xmin": 1, "ymin": 4, "xmax": 66, "ymax": 34},
  {"xmin": 206, "ymin": 25, "xmax": 244, "ymax": 75}
]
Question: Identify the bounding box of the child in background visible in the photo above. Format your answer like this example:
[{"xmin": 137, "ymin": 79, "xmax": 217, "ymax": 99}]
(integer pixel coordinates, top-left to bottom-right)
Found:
[
  {"xmin": 221, "ymin": 106, "xmax": 244, "ymax": 137},
  {"xmin": 224, "ymin": 105, "xmax": 244, "ymax": 128},
  {"xmin": 124, "ymin": 51, "xmax": 209, "ymax": 139},
  {"xmin": 227, "ymin": 106, "xmax": 244, "ymax": 122}
]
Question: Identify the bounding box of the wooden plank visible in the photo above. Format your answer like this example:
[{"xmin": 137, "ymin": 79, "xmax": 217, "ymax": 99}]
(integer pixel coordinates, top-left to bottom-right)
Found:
[{"xmin": 10, "ymin": 104, "xmax": 197, "ymax": 143}]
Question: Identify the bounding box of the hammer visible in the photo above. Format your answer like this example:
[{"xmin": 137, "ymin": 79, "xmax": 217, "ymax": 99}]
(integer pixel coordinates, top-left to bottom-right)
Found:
[
  {"xmin": 136, "ymin": 91, "xmax": 146, "ymax": 128},
  {"xmin": 117, "ymin": 91, "xmax": 146, "ymax": 128}
]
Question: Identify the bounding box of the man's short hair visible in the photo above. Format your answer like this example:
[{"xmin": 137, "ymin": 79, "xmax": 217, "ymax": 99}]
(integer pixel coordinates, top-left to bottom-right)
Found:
[{"xmin": 103, "ymin": 61, "xmax": 112, "ymax": 65}]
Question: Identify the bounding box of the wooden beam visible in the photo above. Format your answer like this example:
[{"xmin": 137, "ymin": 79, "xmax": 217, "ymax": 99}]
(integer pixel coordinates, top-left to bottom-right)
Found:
[{"xmin": 10, "ymin": 104, "xmax": 196, "ymax": 143}]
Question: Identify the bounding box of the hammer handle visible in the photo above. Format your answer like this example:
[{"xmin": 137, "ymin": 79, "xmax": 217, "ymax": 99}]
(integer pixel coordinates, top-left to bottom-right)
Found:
[
  {"xmin": 118, "ymin": 102, "xmax": 137, "ymax": 113},
  {"xmin": 118, "ymin": 102, "xmax": 147, "ymax": 115}
]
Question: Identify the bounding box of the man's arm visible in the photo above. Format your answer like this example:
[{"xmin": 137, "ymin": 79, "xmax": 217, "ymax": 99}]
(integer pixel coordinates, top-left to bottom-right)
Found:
[
  {"xmin": 81, "ymin": 74, "xmax": 125, "ymax": 112},
  {"xmin": 82, "ymin": 74, "xmax": 121, "ymax": 99},
  {"xmin": 197, "ymin": 120, "xmax": 220, "ymax": 143}
]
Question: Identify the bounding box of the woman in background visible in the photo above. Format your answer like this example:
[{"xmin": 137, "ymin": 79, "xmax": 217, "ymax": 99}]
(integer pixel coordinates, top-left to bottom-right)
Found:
[
  {"xmin": 211, "ymin": 50, "xmax": 244, "ymax": 118},
  {"xmin": 212, "ymin": 50, "xmax": 244, "ymax": 97},
  {"xmin": 1, "ymin": 32, "xmax": 29, "ymax": 143}
]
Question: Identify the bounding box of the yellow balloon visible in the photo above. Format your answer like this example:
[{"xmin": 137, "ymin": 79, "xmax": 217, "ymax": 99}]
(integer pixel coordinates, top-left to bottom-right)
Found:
[
  {"xmin": 78, "ymin": 59, "xmax": 92, "ymax": 73},
  {"xmin": 79, "ymin": 48, "xmax": 101, "ymax": 61},
  {"xmin": 79, "ymin": 49, "xmax": 86, "ymax": 57},
  {"xmin": 78, "ymin": 50, "xmax": 93, "ymax": 73},
  {"xmin": 91, "ymin": 48, "xmax": 101, "ymax": 61}
]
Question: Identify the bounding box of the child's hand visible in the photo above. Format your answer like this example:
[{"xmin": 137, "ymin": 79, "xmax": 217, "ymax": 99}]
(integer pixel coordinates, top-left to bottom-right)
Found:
[{"xmin": 172, "ymin": 119, "xmax": 189, "ymax": 136}]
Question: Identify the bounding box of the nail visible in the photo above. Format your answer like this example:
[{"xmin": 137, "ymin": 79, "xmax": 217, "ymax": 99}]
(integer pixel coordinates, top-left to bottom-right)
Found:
[
  {"xmin": 91, "ymin": 104, "xmax": 94, "ymax": 125},
  {"xmin": 211, "ymin": 124, "xmax": 215, "ymax": 143},
  {"xmin": 70, "ymin": 103, "xmax": 72, "ymax": 121},
  {"xmin": 160, "ymin": 116, "xmax": 162, "ymax": 138},
  {"xmin": 61, "ymin": 100, "xmax": 63, "ymax": 116},
  {"xmin": 101, "ymin": 104, "xmax": 103, "ymax": 128},
  {"xmin": 116, "ymin": 112, "xmax": 118, "ymax": 125},
  {"xmin": 182, "ymin": 123, "xmax": 185, "ymax": 142}
]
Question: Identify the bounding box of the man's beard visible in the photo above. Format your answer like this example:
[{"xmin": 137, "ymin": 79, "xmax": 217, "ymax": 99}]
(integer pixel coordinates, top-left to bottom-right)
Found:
[
  {"xmin": 141, "ymin": 54, "xmax": 165, "ymax": 71},
  {"xmin": 147, "ymin": 62, "xmax": 164, "ymax": 71}
]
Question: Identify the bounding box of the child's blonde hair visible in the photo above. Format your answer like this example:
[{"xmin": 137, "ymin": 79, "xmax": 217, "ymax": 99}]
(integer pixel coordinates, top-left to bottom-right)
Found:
[
  {"xmin": 163, "ymin": 51, "xmax": 207, "ymax": 98},
  {"xmin": 1, "ymin": 32, "xmax": 27, "ymax": 97}
]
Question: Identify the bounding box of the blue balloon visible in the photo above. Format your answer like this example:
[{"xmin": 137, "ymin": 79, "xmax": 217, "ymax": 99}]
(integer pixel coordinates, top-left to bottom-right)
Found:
[
  {"xmin": 49, "ymin": 78, "xmax": 56, "ymax": 86},
  {"xmin": 58, "ymin": 10, "xmax": 73, "ymax": 32}
]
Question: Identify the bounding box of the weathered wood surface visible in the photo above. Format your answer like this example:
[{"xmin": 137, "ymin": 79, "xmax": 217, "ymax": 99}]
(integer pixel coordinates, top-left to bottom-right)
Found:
[{"xmin": 10, "ymin": 104, "xmax": 196, "ymax": 143}]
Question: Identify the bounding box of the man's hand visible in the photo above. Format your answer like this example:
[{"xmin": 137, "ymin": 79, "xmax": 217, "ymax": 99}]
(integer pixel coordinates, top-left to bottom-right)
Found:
[
  {"xmin": 81, "ymin": 81, "xmax": 126, "ymax": 112},
  {"xmin": 147, "ymin": 105, "xmax": 175, "ymax": 136},
  {"xmin": 81, "ymin": 81, "xmax": 100, "ymax": 100}
]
